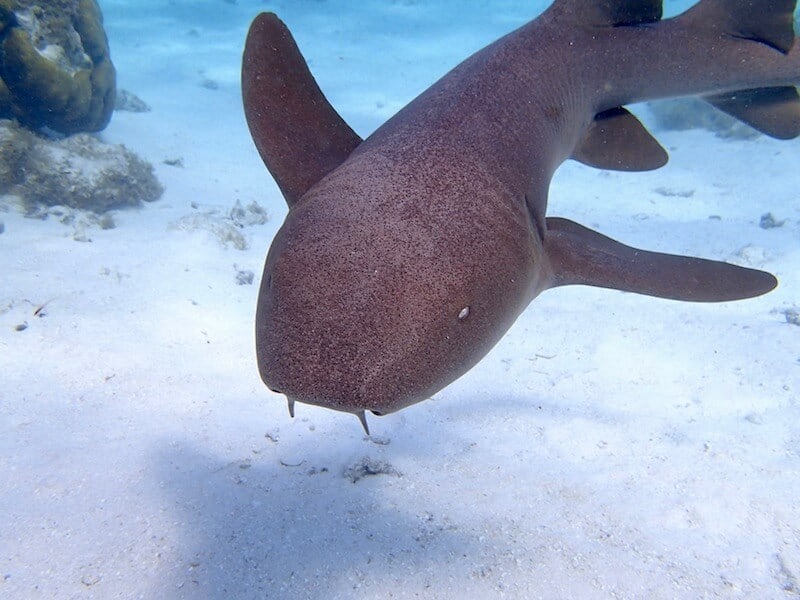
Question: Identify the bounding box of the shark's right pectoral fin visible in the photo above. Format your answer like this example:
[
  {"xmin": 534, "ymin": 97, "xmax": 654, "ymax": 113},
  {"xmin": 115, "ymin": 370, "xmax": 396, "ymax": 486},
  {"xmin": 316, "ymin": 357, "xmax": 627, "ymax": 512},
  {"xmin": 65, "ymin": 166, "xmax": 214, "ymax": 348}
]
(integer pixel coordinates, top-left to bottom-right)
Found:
[
  {"xmin": 242, "ymin": 13, "xmax": 363, "ymax": 207},
  {"xmin": 544, "ymin": 217, "xmax": 777, "ymax": 302},
  {"xmin": 571, "ymin": 107, "xmax": 669, "ymax": 172}
]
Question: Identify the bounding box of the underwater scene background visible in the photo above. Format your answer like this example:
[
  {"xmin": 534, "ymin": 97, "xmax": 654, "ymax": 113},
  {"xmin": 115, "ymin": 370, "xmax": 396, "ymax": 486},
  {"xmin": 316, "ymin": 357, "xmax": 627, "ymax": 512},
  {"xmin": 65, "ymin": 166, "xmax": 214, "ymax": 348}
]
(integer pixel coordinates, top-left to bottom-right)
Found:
[{"xmin": 1, "ymin": 1, "xmax": 799, "ymax": 597}]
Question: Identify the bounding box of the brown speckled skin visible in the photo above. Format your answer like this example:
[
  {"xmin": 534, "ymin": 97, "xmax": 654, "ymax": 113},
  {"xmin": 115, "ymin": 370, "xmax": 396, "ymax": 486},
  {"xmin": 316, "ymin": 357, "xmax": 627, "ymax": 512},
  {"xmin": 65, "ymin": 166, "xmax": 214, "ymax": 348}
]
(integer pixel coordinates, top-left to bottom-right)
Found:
[
  {"xmin": 258, "ymin": 142, "xmax": 548, "ymax": 415},
  {"xmin": 248, "ymin": 1, "xmax": 800, "ymax": 417}
]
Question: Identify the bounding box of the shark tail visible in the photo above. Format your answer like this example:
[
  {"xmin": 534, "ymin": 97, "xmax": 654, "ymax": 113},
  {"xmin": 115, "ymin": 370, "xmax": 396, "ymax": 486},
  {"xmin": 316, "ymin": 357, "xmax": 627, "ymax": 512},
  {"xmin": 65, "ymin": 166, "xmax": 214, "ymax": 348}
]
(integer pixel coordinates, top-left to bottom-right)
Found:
[{"xmin": 681, "ymin": 0, "xmax": 800, "ymax": 138}]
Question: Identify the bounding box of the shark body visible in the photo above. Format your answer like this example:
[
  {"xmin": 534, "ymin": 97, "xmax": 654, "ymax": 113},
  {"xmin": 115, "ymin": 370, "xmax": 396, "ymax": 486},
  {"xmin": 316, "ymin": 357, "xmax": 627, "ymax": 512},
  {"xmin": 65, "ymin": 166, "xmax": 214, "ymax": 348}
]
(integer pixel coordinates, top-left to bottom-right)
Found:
[{"xmin": 242, "ymin": 0, "xmax": 800, "ymax": 430}]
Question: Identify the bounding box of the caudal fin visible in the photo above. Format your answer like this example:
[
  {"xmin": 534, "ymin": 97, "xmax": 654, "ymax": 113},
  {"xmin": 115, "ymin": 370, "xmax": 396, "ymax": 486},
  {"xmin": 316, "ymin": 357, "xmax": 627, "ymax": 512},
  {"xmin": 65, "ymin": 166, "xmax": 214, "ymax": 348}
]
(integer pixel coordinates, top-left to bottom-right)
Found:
[
  {"xmin": 681, "ymin": 0, "xmax": 800, "ymax": 138},
  {"xmin": 681, "ymin": 0, "xmax": 796, "ymax": 53},
  {"xmin": 704, "ymin": 86, "xmax": 800, "ymax": 139},
  {"xmin": 544, "ymin": 217, "xmax": 777, "ymax": 302},
  {"xmin": 548, "ymin": 0, "xmax": 662, "ymax": 27}
]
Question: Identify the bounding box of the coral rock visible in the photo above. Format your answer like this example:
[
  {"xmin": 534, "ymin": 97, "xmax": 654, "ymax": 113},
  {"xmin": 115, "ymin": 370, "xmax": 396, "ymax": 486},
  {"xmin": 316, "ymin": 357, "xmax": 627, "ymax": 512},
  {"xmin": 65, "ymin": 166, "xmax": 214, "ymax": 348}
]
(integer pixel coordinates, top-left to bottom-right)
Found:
[
  {"xmin": 0, "ymin": 0, "xmax": 116, "ymax": 133},
  {"xmin": 0, "ymin": 119, "xmax": 163, "ymax": 213}
]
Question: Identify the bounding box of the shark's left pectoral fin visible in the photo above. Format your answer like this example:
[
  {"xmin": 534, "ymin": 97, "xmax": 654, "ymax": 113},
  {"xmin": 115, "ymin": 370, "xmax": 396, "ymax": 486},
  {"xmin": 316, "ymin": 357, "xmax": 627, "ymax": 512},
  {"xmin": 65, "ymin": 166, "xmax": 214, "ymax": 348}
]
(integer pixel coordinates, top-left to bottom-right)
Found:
[
  {"xmin": 704, "ymin": 86, "xmax": 800, "ymax": 140},
  {"xmin": 544, "ymin": 217, "xmax": 777, "ymax": 302},
  {"xmin": 242, "ymin": 13, "xmax": 363, "ymax": 207},
  {"xmin": 571, "ymin": 107, "xmax": 668, "ymax": 172}
]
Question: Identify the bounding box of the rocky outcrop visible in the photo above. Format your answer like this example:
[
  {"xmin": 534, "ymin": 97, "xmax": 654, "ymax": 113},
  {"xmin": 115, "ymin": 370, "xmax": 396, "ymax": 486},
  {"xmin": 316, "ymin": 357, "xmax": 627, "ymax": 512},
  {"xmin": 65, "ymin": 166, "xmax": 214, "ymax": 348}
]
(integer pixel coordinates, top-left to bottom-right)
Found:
[
  {"xmin": 0, "ymin": 119, "xmax": 162, "ymax": 213},
  {"xmin": 0, "ymin": 0, "xmax": 116, "ymax": 133}
]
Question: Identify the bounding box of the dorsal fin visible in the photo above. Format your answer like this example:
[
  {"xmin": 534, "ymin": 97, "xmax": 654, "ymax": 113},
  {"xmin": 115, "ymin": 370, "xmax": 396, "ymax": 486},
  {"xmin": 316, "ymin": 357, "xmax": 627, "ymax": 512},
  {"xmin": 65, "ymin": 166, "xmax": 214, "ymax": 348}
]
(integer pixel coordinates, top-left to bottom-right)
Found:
[
  {"xmin": 704, "ymin": 86, "xmax": 800, "ymax": 140},
  {"xmin": 242, "ymin": 13, "xmax": 362, "ymax": 207},
  {"xmin": 571, "ymin": 107, "xmax": 668, "ymax": 171},
  {"xmin": 544, "ymin": 217, "xmax": 777, "ymax": 302},
  {"xmin": 549, "ymin": 0, "xmax": 662, "ymax": 27},
  {"xmin": 680, "ymin": 0, "xmax": 796, "ymax": 53}
]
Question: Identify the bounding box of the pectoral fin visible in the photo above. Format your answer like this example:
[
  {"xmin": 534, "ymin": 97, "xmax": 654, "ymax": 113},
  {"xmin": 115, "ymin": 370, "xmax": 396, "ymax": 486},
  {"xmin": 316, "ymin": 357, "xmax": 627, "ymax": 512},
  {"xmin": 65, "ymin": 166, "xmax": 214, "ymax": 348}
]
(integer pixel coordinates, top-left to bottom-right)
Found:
[
  {"xmin": 572, "ymin": 107, "xmax": 668, "ymax": 172},
  {"xmin": 544, "ymin": 217, "xmax": 777, "ymax": 302},
  {"xmin": 242, "ymin": 13, "xmax": 362, "ymax": 207}
]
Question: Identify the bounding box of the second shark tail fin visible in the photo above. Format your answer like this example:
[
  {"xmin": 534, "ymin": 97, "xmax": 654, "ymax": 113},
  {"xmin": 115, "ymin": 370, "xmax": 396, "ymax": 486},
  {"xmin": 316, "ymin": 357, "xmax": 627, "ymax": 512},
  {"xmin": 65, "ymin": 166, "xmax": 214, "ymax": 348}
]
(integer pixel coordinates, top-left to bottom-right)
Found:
[
  {"xmin": 704, "ymin": 86, "xmax": 800, "ymax": 139},
  {"xmin": 547, "ymin": 0, "xmax": 663, "ymax": 27},
  {"xmin": 681, "ymin": 0, "xmax": 796, "ymax": 53},
  {"xmin": 681, "ymin": 0, "xmax": 800, "ymax": 138}
]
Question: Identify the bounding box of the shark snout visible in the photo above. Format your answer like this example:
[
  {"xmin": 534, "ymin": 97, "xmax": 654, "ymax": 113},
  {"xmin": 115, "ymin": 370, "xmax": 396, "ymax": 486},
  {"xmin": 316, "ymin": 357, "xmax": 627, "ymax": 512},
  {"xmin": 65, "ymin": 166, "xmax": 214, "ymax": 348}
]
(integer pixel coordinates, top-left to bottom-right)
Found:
[
  {"xmin": 269, "ymin": 387, "xmax": 388, "ymax": 435},
  {"xmin": 256, "ymin": 248, "xmax": 467, "ymax": 426}
]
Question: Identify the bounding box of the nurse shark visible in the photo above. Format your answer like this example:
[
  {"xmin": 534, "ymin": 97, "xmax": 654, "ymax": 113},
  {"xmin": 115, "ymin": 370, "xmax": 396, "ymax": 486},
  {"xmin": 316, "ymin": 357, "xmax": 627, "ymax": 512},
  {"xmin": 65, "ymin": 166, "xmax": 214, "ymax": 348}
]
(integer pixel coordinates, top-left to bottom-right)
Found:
[{"xmin": 241, "ymin": 0, "xmax": 800, "ymax": 432}]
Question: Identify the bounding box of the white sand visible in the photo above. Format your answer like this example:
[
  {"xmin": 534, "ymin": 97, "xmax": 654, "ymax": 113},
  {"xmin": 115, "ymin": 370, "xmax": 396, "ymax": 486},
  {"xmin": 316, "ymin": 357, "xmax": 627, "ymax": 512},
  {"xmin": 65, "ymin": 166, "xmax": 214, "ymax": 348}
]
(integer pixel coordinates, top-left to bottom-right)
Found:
[{"xmin": 2, "ymin": 1, "xmax": 799, "ymax": 598}]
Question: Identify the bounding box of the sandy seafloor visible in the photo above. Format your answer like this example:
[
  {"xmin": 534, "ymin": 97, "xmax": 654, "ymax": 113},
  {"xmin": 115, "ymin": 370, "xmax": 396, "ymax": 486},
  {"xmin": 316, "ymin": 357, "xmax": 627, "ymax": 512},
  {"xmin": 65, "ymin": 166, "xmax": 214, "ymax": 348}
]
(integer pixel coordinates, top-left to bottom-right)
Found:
[{"xmin": 2, "ymin": 0, "xmax": 800, "ymax": 598}]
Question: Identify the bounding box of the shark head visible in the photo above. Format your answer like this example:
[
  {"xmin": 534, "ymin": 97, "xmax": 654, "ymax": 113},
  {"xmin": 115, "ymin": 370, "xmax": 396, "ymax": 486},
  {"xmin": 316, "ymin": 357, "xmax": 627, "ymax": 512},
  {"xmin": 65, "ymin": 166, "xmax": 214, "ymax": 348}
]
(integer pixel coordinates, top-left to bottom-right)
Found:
[{"xmin": 255, "ymin": 182, "xmax": 541, "ymax": 424}]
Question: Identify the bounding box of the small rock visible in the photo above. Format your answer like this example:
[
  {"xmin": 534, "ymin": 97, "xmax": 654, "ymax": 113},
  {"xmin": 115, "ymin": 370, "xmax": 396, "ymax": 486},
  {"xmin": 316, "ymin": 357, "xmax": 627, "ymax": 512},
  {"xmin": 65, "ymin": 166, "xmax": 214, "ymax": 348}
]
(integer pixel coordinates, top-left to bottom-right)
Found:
[
  {"xmin": 114, "ymin": 89, "xmax": 151, "ymax": 113},
  {"xmin": 169, "ymin": 213, "xmax": 249, "ymax": 250},
  {"xmin": 235, "ymin": 268, "xmax": 254, "ymax": 285},
  {"xmin": 654, "ymin": 186, "xmax": 695, "ymax": 198},
  {"xmin": 229, "ymin": 200, "xmax": 269, "ymax": 227},
  {"xmin": 784, "ymin": 308, "xmax": 800, "ymax": 326},
  {"xmin": 164, "ymin": 157, "xmax": 184, "ymax": 168},
  {"xmin": 367, "ymin": 435, "xmax": 391, "ymax": 446},
  {"xmin": 744, "ymin": 413, "xmax": 763, "ymax": 425},
  {"xmin": 759, "ymin": 212, "xmax": 786, "ymax": 229},
  {"xmin": 343, "ymin": 456, "xmax": 401, "ymax": 483}
]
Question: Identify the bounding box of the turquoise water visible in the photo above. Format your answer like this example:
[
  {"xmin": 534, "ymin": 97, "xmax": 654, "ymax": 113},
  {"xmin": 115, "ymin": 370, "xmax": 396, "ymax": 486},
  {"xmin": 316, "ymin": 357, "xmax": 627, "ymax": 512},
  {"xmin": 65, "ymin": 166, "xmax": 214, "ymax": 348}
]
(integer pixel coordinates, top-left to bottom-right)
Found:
[{"xmin": 1, "ymin": 2, "xmax": 799, "ymax": 598}]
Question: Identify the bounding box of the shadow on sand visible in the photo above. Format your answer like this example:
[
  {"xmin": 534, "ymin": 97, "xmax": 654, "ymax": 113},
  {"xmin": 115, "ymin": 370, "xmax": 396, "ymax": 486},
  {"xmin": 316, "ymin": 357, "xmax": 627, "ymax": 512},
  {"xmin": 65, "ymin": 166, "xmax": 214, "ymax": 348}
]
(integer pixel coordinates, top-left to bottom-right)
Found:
[{"xmin": 149, "ymin": 428, "xmax": 480, "ymax": 599}]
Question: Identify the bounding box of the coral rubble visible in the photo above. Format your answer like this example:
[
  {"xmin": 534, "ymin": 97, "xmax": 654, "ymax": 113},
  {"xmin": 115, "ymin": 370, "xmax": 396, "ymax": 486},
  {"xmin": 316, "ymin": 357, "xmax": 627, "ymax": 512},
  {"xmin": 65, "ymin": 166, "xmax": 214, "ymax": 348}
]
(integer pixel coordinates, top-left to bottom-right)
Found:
[{"xmin": 0, "ymin": 118, "xmax": 163, "ymax": 213}]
